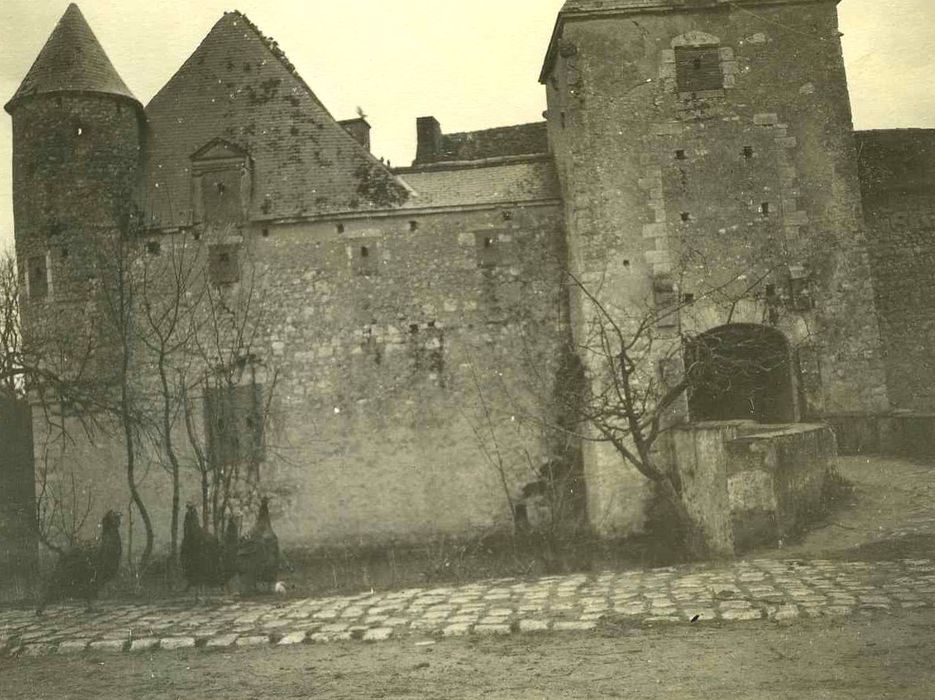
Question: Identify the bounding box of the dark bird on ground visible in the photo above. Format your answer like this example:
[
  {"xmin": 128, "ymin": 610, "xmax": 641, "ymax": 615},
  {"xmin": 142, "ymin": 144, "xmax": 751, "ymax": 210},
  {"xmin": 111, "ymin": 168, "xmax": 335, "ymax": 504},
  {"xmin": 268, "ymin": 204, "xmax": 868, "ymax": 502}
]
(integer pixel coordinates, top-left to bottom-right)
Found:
[
  {"xmin": 180, "ymin": 505, "xmax": 238, "ymax": 599},
  {"xmin": 36, "ymin": 510, "xmax": 122, "ymax": 615},
  {"xmin": 236, "ymin": 496, "xmax": 282, "ymax": 593}
]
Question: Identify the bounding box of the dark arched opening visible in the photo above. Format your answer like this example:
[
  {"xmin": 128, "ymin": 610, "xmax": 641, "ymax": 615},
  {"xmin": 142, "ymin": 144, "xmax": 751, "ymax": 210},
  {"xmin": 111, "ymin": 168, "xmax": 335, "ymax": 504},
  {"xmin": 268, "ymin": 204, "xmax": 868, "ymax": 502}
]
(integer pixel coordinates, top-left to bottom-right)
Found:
[{"xmin": 684, "ymin": 324, "xmax": 796, "ymax": 424}]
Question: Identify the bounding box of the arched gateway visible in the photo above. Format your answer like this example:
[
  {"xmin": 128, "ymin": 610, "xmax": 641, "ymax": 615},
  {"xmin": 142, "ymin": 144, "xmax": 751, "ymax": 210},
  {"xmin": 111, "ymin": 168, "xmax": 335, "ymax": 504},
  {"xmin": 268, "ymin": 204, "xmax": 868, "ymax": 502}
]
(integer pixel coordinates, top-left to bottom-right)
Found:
[{"xmin": 684, "ymin": 324, "xmax": 797, "ymax": 424}]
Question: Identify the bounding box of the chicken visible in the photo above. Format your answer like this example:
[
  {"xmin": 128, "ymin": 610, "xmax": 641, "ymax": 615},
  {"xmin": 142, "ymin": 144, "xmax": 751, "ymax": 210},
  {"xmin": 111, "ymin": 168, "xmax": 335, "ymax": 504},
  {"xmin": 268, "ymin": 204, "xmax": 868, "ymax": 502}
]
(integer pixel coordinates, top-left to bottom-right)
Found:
[
  {"xmin": 36, "ymin": 510, "xmax": 122, "ymax": 614},
  {"xmin": 236, "ymin": 496, "xmax": 282, "ymax": 593},
  {"xmin": 179, "ymin": 505, "xmax": 238, "ymax": 598}
]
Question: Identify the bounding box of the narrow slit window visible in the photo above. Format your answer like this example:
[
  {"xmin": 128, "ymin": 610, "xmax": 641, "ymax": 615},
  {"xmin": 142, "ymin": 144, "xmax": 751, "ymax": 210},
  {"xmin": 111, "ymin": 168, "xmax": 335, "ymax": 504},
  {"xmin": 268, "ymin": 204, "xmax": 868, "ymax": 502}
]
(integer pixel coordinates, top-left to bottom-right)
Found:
[{"xmin": 760, "ymin": 202, "xmax": 770, "ymax": 216}]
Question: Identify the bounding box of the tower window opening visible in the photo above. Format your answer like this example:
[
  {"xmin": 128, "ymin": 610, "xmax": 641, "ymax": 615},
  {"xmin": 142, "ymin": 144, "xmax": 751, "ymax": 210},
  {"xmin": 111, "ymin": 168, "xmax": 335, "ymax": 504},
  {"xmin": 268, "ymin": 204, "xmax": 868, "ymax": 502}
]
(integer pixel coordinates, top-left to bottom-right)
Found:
[
  {"xmin": 216, "ymin": 182, "xmax": 226, "ymax": 196},
  {"xmin": 675, "ymin": 45, "xmax": 724, "ymax": 93},
  {"xmin": 28, "ymin": 256, "xmax": 48, "ymax": 299},
  {"xmin": 337, "ymin": 223, "xmax": 345, "ymax": 234},
  {"xmin": 675, "ymin": 149, "xmax": 686, "ymax": 160},
  {"xmin": 61, "ymin": 247, "xmax": 69, "ymax": 259},
  {"xmin": 146, "ymin": 240, "xmax": 161, "ymax": 255},
  {"xmin": 681, "ymin": 212, "xmax": 691, "ymax": 222},
  {"xmin": 360, "ymin": 245, "xmax": 369, "ymax": 258},
  {"xmin": 409, "ymin": 220, "xmax": 418, "ymax": 232},
  {"xmin": 760, "ymin": 202, "xmax": 770, "ymax": 216},
  {"xmin": 743, "ymin": 146, "xmax": 754, "ymax": 159}
]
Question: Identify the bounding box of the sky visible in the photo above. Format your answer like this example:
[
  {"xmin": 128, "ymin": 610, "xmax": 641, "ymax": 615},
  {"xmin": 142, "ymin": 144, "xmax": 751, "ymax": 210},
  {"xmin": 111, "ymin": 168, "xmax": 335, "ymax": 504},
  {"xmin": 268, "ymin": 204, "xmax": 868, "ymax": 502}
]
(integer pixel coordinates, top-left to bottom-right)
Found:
[{"xmin": 1, "ymin": 0, "xmax": 933, "ymax": 250}]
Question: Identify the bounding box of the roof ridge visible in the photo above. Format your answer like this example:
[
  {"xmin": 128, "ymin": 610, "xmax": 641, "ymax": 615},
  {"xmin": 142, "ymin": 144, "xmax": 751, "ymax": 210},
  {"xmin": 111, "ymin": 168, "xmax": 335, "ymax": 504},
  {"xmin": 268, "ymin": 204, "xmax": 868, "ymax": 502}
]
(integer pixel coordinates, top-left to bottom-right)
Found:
[{"xmin": 218, "ymin": 11, "xmax": 402, "ymax": 183}]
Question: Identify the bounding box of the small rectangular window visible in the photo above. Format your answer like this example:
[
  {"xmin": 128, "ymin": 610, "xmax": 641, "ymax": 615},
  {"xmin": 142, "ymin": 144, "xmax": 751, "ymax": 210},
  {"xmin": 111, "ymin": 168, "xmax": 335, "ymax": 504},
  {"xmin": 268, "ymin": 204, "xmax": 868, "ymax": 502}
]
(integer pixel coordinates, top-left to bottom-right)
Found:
[
  {"xmin": 204, "ymin": 382, "xmax": 265, "ymax": 467},
  {"xmin": 208, "ymin": 243, "xmax": 240, "ymax": 285},
  {"xmin": 742, "ymin": 146, "xmax": 754, "ymax": 159},
  {"xmin": 760, "ymin": 202, "xmax": 771, "ymax": 216},
  {"xmin": 675, "ymin": 46, "xmax": 723, "ymax": 94},
  {"xmin": 146, "ymin": 240, "xmax": 161, "ymax": 255},
  {"xmin": 675, "ymin": 149, "xmax": 686, "ymax": 160},
  {"xmin": 681, "ymin": 212, "xmax": 691, "ymax": 222},
  {"xmin": 352, "ymin": 240, "xmax": 379, "ymax": 276},
  {"xmin": 475, "ymin": 232, "xmax": 502, "ymax": 268}
]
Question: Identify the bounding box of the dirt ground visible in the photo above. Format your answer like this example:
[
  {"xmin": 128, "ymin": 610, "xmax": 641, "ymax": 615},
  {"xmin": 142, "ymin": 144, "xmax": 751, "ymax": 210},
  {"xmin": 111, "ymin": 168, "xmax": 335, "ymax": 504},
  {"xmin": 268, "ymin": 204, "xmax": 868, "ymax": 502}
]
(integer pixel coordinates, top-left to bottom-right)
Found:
[
  {"xmin": 766, "ymin": 456, "xmax": 935, "ymax": 562},
  {"xmin": 2, "ymin": 609, "xmax": 934, "ymax": 699}
]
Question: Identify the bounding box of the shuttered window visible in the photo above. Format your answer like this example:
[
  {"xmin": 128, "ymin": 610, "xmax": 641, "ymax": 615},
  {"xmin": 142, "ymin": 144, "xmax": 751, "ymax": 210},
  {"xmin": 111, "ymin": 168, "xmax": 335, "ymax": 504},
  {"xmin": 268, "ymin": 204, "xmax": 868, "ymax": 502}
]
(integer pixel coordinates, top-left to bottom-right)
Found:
[
  {"xmin": 675, "ymin": 46, "xmax": 723, "ymax": 93},
  {"xmin": 208, "ymin": 243, "xmax": 240, "ymax": 286},
  {"xmin": 204, "ymin": 382, "xmax": 265, "ymax": 466}
]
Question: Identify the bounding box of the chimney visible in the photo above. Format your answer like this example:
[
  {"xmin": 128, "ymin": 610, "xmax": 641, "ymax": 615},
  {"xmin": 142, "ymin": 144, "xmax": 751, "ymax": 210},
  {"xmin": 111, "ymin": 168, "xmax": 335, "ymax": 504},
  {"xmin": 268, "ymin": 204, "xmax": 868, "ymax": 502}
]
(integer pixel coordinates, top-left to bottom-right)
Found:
[
  {"xmin": 339, "ymin": 117, "xmax": 371, "ymax": 152},
  {"xmin": 415, "ymin": 116, "xmax": 443, "ymax": 164}
]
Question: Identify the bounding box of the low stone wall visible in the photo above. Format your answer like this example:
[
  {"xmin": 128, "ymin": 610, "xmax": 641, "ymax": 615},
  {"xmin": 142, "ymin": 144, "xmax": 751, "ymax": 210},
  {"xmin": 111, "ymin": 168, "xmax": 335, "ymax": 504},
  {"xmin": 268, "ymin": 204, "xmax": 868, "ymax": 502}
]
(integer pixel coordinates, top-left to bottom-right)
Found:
[
  {"xmin": 726, "ymin": 424, "xmax": 836, "ymax": 551},
  {"xmin": 826, "ymin": 412, "xmax": 935, "ymax": 459},
  {"xmin": 673, "ymin": 421, "xmax": 836, "ymax": 556}
]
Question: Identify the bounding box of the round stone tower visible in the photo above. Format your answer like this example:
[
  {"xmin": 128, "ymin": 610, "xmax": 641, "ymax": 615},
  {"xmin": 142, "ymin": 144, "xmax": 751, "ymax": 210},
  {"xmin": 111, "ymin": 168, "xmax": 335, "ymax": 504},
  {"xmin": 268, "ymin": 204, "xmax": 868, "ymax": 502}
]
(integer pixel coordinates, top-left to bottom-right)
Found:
[{"xmin": 5, "ymin": 3, "xmax": 143, "ymax": 303}]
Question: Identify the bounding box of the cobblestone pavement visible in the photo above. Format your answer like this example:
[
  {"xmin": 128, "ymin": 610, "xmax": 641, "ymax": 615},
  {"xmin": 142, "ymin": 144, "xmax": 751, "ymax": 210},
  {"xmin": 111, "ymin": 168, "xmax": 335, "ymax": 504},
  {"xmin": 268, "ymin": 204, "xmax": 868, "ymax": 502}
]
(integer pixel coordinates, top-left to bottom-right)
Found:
[{"xmin": 3, "ymin": 557, "xmax": 935, "ymax": 656}]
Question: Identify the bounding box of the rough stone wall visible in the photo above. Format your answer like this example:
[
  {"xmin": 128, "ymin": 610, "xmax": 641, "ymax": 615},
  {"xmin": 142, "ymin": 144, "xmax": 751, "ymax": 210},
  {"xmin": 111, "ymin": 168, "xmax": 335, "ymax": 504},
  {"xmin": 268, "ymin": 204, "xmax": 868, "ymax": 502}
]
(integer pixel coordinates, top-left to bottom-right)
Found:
[
  {"xmin": 0, "ymin": 395, "xmax": 37, "ymax": 601},
  {"xmin": 246, "ymin": 203, "xmax": 570, "ymax": 546},
  {"xmin": 543, "ymin": 0, "xmax": 887, "ymax": 535},
  {"xmin": 857, "ymin": 130, "xmax": 935, "ymax": 410},
  {"xmin": 31, "ymin": 200, "xmax": 572, "ymax": 551},
  {"xmin": 726, "ymin": 423, "xmax": 835, "ymax": 551}
]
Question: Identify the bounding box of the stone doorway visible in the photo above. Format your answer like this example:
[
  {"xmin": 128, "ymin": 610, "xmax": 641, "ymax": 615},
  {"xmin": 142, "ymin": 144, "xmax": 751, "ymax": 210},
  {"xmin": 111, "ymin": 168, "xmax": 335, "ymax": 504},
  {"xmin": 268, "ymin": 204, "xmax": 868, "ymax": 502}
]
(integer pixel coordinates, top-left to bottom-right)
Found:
[{"xmin": 684, "ymin": 324, "xmax": 797, "ymax": 424}]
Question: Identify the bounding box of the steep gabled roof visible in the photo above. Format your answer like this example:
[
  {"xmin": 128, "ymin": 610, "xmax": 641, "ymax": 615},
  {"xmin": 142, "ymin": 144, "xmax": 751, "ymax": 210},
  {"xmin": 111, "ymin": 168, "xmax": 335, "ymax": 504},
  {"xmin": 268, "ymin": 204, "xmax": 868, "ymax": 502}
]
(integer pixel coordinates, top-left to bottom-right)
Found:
[
  {"xmin": 5, "ymin": 3, "xmax": 138, "ymax": 112},
  {"xmin": 142, "ymin": 11, "xmax": 408, "ymax": 227}
]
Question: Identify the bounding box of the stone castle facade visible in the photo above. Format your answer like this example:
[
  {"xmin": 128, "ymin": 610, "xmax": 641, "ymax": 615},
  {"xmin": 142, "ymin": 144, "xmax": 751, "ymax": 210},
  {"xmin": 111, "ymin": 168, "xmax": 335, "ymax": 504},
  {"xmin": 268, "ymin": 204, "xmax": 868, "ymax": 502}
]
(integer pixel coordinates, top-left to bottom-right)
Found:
[{"xmin": 6, "ymin": 1, "xmax": 933, "ymax": 552}]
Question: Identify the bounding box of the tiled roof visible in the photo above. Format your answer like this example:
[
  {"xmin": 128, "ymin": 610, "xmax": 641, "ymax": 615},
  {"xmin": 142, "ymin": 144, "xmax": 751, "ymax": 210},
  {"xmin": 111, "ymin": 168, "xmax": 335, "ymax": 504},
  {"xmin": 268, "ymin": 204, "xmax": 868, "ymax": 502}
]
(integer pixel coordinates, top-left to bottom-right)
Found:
[
  {"xmin": 395, "ymin": 158, "xmax": 561, "ymax": 210},
  {"xmin": 415, "ymin": 123, "xmax": 549, "ymax": 165},
  {"xmin": 857, "ymin": 130, "xmax": 935, "ymax": 199},
  {"xmin": 141, "ymin": 11, "xmax": 407, "ymax": 227},
  {"xmin": 5, "ymin": 3, "xmax": 137, "ymax": 112}
]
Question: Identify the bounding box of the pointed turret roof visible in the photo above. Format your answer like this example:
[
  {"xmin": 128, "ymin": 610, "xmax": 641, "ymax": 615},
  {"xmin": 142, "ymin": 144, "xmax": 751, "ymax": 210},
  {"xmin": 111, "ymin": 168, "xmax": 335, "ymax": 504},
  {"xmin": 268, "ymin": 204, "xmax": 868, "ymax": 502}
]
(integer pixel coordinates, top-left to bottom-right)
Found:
[{"xmin": 5, "ymin": 3, "xmax": 138, "ymax": 113}]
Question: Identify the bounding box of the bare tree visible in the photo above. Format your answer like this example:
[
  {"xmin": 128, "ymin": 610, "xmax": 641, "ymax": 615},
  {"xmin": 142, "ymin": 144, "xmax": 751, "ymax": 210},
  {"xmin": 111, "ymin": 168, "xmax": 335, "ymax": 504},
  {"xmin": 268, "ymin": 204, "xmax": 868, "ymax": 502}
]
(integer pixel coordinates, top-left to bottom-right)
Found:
[
  {"xmin": 91, "ymin": 229, "xmax": 156, "ymax": 569},
  {"xmin": 181, "ymin": 226, "xmax": 282, "ymax": 536},
  {"xmin": 542, "ymin": 263, "xmax": 796, "ymax": 558},
  {"xmin": 139, "ymin": 232, "xmax": 207, "ymax": 564}
]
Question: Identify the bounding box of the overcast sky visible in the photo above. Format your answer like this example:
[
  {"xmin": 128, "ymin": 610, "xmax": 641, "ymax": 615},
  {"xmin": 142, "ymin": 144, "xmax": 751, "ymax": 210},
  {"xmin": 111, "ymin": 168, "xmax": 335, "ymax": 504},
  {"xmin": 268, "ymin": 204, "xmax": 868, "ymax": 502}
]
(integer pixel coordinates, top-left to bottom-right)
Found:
[{"xmin": 1, "ymin": 0, "xmax": 933, "ymax": 250}]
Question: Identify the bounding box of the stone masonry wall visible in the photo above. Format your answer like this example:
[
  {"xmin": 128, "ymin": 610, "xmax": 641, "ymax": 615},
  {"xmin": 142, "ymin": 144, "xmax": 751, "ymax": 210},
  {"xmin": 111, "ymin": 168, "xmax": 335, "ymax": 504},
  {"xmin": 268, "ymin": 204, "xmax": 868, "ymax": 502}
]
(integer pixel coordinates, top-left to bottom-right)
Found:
[
  {"xmin": 33, "ymin": 200, "xmax": 573, "ymax": 552},
  {"xmin": 858, "ymin": 130, "xmax": 935, "ymax": 410},
  {"xmin": 544, "ymin": 0, "xmax": 887, "ymax": 535}
]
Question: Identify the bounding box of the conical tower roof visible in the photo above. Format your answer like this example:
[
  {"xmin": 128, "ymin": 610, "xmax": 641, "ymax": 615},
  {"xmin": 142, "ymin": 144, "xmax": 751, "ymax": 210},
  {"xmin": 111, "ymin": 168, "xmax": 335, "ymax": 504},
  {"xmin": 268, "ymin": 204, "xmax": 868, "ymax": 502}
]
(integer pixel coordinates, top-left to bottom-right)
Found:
[{"xmin": 5, "ymin": 3, "xmax": 138, "ymax": 113}]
